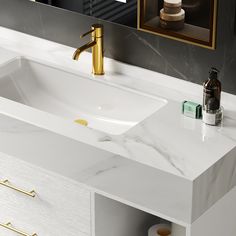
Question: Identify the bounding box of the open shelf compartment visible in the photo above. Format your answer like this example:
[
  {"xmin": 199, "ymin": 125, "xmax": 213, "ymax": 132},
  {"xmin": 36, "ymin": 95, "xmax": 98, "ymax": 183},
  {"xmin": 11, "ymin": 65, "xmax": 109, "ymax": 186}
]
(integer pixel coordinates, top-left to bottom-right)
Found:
[{"xmin": 94, "ymin": 194, "xmax": 186, "ymax": 236}]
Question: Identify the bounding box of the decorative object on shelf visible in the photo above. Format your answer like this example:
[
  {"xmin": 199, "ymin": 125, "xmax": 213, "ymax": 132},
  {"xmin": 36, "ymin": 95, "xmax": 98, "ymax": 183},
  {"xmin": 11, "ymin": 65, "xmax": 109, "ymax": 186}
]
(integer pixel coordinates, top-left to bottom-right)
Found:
[
  {"xmin": 164, "ymin": 0, "xmax": 182, "ymax": 14},
  {"xmin": 160, "ymin": 0, "xmax": 185, "ymax": 30},
  {"xmin": 138, "ymin": 0, "xmax": 218, "ymax": 49}
]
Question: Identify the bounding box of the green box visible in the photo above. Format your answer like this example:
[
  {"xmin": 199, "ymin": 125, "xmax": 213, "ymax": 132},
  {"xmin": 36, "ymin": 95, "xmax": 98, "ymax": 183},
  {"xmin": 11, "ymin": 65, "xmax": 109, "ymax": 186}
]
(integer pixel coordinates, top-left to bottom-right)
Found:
[{"xmin": 182, "ymin": 101, "xmax": 202, "ymax": 119}]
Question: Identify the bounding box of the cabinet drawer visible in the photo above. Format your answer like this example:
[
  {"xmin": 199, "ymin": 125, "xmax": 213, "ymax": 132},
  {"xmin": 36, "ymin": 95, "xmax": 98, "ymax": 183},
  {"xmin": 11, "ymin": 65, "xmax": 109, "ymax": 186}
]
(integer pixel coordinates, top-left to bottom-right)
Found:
[{"xmin": 0, "ymin": 153, "xmax": 91, "ymax": 236}]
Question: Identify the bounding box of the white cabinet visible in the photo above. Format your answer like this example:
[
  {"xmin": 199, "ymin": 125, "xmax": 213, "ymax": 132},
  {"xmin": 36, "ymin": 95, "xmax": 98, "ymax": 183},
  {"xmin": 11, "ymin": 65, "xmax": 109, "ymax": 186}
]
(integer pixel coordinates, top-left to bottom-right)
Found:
[
  {"xmin": 0, "ymin": 155, "xmax": 91, "ymax": 236},
  {"xmin": 2, "ymin": 152, "xmax": 234, "ymax": 236},
  {"xmin": 0, "ymin": 153, "xmax": 187, "ymax": 236}
]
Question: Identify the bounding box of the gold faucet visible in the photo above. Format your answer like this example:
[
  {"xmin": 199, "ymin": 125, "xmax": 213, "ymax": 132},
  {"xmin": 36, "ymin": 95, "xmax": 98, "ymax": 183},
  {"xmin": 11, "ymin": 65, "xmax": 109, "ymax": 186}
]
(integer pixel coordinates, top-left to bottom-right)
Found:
[{"xmin": 73, "ymin": 24, "xmax": 104, "ymax": 75}]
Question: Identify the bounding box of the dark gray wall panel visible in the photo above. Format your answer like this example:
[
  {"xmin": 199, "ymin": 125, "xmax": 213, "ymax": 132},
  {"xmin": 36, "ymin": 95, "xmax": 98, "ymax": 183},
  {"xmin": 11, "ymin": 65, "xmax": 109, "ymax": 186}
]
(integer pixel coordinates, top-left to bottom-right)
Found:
[{"xmin": 0, "ymin": 0, "xmax": 235, "ymax": 94}]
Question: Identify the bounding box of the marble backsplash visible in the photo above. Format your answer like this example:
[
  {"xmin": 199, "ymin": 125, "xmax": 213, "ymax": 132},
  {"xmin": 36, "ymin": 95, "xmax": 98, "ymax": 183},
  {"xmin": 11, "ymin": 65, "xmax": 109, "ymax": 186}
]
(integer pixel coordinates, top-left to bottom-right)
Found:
[{"xmin": 0, "ymin": 0, "xmax": 235, "ymax": 94}]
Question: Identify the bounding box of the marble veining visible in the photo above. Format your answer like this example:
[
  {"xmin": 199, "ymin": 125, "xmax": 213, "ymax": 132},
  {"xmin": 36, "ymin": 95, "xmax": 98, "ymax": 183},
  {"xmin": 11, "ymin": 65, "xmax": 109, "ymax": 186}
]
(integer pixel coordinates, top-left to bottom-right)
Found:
[
  {"xmin": 130, "ymin": 31, "xmax": 189, "ymax": 81},
  {"xmin": 0, "ymin": 27, "xmax": 235, "ymax": 223},
  {"xmin": 0, "ymin": 27, "xmax": 235, "ymax": 181}
]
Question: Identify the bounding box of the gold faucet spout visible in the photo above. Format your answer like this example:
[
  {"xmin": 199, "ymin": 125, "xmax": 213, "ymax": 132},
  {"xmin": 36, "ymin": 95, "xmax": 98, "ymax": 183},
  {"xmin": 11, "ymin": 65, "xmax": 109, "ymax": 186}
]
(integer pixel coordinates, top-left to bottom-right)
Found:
[
  {"xmin": 73, "ymin": 24, "xmax": 104, "ymax": 75},
  {"xmin": 73, "ymin": 41, "xmax": 96, "ymax": 60}
]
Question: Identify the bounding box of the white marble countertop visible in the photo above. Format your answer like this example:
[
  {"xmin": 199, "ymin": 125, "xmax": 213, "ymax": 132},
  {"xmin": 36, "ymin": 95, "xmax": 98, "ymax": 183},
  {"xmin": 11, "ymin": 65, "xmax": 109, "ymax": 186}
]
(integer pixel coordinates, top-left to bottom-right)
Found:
[{"xmin": 0, "ymin": 27, "xmax": 235, "ymax": 224}]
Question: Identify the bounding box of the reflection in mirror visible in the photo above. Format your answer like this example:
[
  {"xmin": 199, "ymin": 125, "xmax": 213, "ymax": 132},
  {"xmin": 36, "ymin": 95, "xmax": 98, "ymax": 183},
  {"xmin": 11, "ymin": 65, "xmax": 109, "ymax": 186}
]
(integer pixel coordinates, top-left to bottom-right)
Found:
[
  {"xmin": 31, "ymin": 0, "xmax": 217, "ymax": 49},
  {"xmin": 35, "ymin": 0, "xmax": 137, "ymax": 27}
]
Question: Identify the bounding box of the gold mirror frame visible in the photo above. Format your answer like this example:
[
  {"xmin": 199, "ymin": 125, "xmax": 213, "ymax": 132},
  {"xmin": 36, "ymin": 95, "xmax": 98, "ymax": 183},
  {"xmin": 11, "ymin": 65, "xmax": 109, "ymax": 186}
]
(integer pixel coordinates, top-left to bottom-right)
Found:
[{"xmin": 138, "ymin": 0, "xmax": 218, "ymax": 50}]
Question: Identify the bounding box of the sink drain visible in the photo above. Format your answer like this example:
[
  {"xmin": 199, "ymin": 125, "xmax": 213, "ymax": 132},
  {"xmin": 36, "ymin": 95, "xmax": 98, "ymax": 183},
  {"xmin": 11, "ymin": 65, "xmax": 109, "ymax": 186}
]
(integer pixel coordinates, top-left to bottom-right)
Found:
[{"xmin": 74, "ymin": 119, "xmax": 88, "ymax": 126}]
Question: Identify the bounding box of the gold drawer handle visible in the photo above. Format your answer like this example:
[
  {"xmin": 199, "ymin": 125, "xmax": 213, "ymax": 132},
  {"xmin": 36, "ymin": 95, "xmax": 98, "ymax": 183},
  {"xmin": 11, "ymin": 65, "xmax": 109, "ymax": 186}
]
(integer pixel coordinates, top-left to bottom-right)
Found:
[
  {"xmin": 0, "ymin": 222, "xmax": 37, "ymax": 236},
  {"xmin": 0, "ymin": 179, "xmax": 36, "ymax": 197}
]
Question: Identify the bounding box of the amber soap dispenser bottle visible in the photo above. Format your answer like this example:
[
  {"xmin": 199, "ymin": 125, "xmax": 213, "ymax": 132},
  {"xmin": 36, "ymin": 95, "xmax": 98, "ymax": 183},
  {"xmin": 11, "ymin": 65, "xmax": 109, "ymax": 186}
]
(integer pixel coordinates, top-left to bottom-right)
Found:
[{"xmin": 202, "ymin": 67, "xmax": 223, "ymax": 125}]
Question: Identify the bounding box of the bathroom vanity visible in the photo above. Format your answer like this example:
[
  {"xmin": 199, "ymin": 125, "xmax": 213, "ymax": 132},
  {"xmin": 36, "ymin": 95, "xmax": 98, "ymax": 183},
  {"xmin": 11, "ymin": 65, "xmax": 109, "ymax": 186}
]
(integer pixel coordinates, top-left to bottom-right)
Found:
[{"xmin": 0, "ymin": 27, "xmax": 236, "ymax": 236}]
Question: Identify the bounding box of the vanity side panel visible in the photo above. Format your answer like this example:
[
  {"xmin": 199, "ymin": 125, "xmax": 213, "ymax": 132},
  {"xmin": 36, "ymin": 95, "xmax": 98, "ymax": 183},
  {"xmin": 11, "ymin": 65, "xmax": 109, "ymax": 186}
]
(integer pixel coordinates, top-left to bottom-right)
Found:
[
  {"xmin": 190, "ymin": 186, "xmax": 236, "ymax": 236},
  {"xmin": 192, "ymin": 146, "xmax": 236, "ymax": 222}
]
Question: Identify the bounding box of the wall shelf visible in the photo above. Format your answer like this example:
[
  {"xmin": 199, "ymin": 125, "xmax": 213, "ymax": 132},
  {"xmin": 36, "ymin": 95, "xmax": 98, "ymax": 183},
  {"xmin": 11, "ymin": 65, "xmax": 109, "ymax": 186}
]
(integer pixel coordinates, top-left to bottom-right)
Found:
[
  {"xmin": 138, "ymin": 0, "xmax": 218, "ymax": 49},
  {"xmin": 143, "ymin": 16, "xmax": 210, "ymax": 44}
]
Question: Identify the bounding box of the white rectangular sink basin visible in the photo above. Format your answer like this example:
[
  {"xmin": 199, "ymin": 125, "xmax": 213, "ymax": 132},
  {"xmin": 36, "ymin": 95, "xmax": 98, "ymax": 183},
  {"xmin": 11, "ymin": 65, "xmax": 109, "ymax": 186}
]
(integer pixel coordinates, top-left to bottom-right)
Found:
[{"xmin": 0, "ymin": 58, "xmax": 167, "ymax": 135}]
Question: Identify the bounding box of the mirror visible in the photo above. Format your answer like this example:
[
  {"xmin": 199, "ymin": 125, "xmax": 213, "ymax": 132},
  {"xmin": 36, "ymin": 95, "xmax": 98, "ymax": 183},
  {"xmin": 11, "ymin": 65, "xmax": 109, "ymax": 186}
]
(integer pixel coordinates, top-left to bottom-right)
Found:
[
  {"xmin": 34, "ymin": 0, "xmax": 137, "ymax": 28},
  {"xmin": 32, "ymin": 0, "xmax": 217, "ymax": 49}
]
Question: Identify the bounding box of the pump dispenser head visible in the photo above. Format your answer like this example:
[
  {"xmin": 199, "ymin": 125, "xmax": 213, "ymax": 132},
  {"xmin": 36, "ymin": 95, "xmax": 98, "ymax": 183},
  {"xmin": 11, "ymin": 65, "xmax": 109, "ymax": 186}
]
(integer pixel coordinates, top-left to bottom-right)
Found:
[{"xmin": 209, "ymin": 67, "xmax": 219, "ymax": 80}]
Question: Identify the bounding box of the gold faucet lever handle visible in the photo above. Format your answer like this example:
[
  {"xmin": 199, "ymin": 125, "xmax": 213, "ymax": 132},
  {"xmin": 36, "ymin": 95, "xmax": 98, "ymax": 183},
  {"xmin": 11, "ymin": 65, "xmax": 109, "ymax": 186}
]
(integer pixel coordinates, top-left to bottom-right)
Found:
[{"xmin": 80, "ymin": 29, "xmax": 95, "ymax": 38}]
